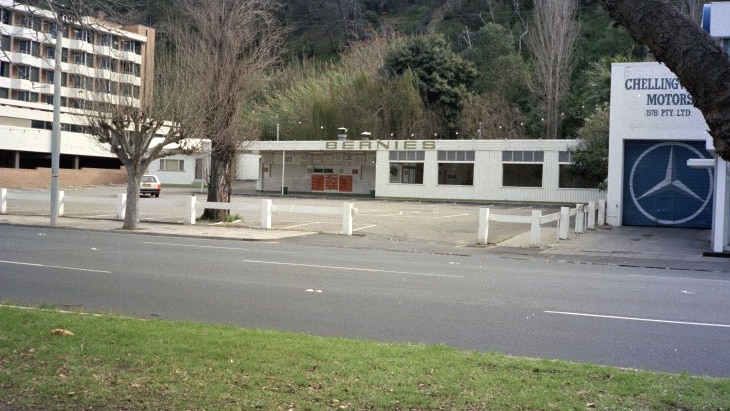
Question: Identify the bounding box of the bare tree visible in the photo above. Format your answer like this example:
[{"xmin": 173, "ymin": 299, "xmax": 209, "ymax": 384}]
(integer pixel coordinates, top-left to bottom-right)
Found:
[
  {"xmin": 526, "ymin": 0, "xmax": 579, "ymax": 139},
  {"xmin": 165, "ymin": 0, "xmax": 285, "ymax": 220},
  {"xmin": 595, "ymin": 0, "xmax": 730, "ymax": 161},
  {"xmin": 85, "ymin": 46, "xmax": 205, "ymax": 230}
]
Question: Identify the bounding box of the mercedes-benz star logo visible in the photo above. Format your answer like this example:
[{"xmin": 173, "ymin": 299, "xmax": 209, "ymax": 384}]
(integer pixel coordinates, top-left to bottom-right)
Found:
[{"xmin": 629, "ymin": 142, "xmax": 713, "ymax": 225}]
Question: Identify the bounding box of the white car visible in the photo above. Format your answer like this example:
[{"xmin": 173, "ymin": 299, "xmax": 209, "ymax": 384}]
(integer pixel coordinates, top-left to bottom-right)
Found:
[{"xmin": 140, "ymin": 174, "xmax": 161, "ymax": 197}]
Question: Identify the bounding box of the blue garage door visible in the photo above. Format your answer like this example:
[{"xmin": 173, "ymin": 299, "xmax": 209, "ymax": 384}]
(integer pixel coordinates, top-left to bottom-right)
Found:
[{"xmin": 623, "ymin": 141, "xmax": 713, "ymax": 228}]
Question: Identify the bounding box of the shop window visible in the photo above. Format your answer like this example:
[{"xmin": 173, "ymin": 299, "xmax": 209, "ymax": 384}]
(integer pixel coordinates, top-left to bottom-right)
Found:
[
  {"xmin": 160, "ymin": 159, "xmax": 184, "ymax": 172},
  {"xmin": 438, "ymin": 163, "xmax": 473, "ymax": 185},
  {"xmin": 389, "ymin": 150, "xmax": 424, "ymax": 184},
  {"xmin": 438, "ymin": 151, "xmax": 474, "ymax": 185},
  {"xmin": 502, "ymin": 150, "xmax": 543, "ymax": 187},
  {"xmin": 390, "ymin": 162, "xmax": 423, "ymax": 184},
  {"xmin": 558, "ymin": 151, "xmax": 601, "ymax": 189}
]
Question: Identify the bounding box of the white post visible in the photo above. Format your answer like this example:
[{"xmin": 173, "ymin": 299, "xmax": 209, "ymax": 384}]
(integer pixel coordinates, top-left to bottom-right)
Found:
[
  {"xmin": 281, "ymin": 150, "xmax": 286, "ymax": 195},
  {"xmin": 530, "ymin": 210, "xmax": 542, "ymax": 247},
  {"xmin": 342, "ymin": 202, "xmax": 354, "ymax": 236},
  {"xmin": 116, "ymin": 193, "xmax": 126, "ymax": 220},
  {"xmin": 575, "ymin": 204, "xmax": 585, "ymax": 234},
  {"xmin": 559, "ymin": 207, "xmax": 570, "ymax": 240},
  {"xmin": 587, "ymin": 201, "xmax": 596, "ymax": 230},
  {"xmin": 186, "ymin": 195, "xmax": 196, "ymax": 225},
  {"xmin": 597, "ymin": 199, "xmax": 606, "ymax": 226},
  {"xmin": 0, "ymin": 189, "xmax": 6, "ymax": 214},
  {"xmin": 58, "ymin": 190, "xmax": 64, "ymax": 217},
  {"xmin": 261, "ymin": 199, "xmax": 272, "ymax": 229},
  {"xmin": 49, "ymin": 23, "xmax": 63, "ymax": 227},
  {"xmin": 478, "ymin": 207, "xmax": 490, "ymax": 245}
]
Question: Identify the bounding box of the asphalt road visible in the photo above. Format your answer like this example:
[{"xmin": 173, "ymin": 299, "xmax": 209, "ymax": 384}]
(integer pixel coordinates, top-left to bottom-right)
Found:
[{"xmin": 1, "ymin": 225, "xmax": 729, "ymax": 377}]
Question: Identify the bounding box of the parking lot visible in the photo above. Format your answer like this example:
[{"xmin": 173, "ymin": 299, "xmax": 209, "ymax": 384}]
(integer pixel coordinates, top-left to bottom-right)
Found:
[{"xmin": 3, "ymin": 183, "xmax": 562, "ymax": 246}]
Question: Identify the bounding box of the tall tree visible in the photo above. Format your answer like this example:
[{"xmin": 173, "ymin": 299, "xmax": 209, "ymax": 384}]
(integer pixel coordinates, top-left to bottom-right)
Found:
[
  {"xmin": 86, "ymin": 47, "xmax": 205, "ymax": 230},
  {"xmin": 594, "ymin": 0, "xmax": 730, "ymax": 161},
  {"xmin": 526, "ymin": 0, "xmax": 580, "ymax": 139},
  {"xmin": 166, "ymin": 0, "xmax": 286, "ymax": 220},
  {"xmin": 383, "ymin": 34, "xmax": 478, "ymax": 136}
]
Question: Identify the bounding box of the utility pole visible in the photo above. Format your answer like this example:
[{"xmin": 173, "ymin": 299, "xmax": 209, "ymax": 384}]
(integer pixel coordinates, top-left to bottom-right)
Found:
[{"xmin": 50, "ymin": 11, "xmax": 64, "ymax": 226}]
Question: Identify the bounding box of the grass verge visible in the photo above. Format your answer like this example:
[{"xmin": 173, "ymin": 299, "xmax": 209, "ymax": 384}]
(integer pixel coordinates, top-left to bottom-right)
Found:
[{"xmin": 1, "ymin": 305, "xmax": 728, "ymax": 410}]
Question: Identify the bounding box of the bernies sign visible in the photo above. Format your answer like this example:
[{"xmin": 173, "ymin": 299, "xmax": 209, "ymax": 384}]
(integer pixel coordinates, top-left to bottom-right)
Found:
[{"xmin": 325, "ymin": 140, "xmax": 437, "ymax": 150}]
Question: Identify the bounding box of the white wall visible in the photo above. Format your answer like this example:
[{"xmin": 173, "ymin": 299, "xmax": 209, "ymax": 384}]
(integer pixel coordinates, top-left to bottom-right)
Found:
[{"xmin": 606, "ymin": 62, "xmax": 711, "ymax": 225}]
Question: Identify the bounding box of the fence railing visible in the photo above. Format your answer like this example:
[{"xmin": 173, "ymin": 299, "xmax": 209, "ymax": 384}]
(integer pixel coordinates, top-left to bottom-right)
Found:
[
  {"xmin": 2, "ymin": 188, "xmax": 604, "ymax": 246},
  {"xmin": 1, "ymin": 189, "xmax": 357, "ymax": 236},
  {"xmin": 478, "ymin": 200, "xmax": 607, "ymax": 247}
]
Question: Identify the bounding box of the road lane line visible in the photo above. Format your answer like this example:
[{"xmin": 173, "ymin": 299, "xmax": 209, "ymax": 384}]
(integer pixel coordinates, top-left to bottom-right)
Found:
[
  {"xmin": 545, "ymin": 310, "xmax": 730, "ymax": 328},
  {"xmin": 628, "ymin": 274, "xmax": 730, "ymax": 283},
  {"xmin": 0, "ymin": 259, "xmax": 111, "ymax": 274},
  {"xmin": 241, "ymin": 259, "xmax": 463, "ymax": 278}
]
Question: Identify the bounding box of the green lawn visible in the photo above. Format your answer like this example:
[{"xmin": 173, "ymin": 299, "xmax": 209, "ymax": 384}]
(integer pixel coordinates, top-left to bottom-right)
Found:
[{"xmin": 1, "ymin": 305, "xmax": 728, "ymax": 410}]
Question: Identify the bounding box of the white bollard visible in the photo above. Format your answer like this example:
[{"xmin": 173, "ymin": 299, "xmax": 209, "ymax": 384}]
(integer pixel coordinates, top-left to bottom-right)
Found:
[
  {"xmin": 559, "ymin": 207, "xmax": 570, "ymax": 240},
  {"xmin": 597, "ymin": 199, "xmax": 606, "ymax": 226},
  {"xmin": 261, "ymin": 199, "xmax": 272, "ymax": 229},
  {"xmin": 342, "ymin": 202, "xmax": 354, "ymax": 236},
  {"xmin": 0, "ymin": 188, "xmax": 6, "ymax": 214},
  {"xmin": 116, "ymin": 193, "xmax": 126, "ymax": 220},
  {"xmin": 587, "ymin": 201, "xmax": 596, "ymax": 230},
  {"xmin": 58, "ymin": 190, "xmax": 64, "ymax": 217},
  {"xmin": 575, "ymin": 204, "xmax": 585, "ymax": 234},
  {"xmin": 186, "ymin": 195, "xmax": 197, "ymax": 225},
  {"xmin": 530, "ymin": 210, "xmax": 542, "ymax": 247},
  {"xmin": 478, "ymin": 207, "xmax": 490, "ymax": 245}
]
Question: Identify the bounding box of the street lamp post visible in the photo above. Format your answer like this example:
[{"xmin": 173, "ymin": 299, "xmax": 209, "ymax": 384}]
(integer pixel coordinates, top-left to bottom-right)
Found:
[{"xmin": 50, "ymin": 17, "xmax": 64, "ymax": 226}]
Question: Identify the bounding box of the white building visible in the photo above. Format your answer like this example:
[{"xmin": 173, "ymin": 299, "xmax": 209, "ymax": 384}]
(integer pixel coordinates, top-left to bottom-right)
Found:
[
  {"xmin": 0, "ymin": 1, "xmax": 204, "ymax": 187},
  {"xmin": 606, "ymin": 2, "xmax": 730, "ymax": 253},
  {"xmin": 248, "ymin": 139, "xmax": 604, "ymax": 205}
]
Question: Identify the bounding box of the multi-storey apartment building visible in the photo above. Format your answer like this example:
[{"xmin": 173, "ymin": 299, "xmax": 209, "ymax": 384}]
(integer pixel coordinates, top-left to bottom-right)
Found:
[{"xmin": 0, "ymin": 0, "xmax": 155, "ymax": 186}]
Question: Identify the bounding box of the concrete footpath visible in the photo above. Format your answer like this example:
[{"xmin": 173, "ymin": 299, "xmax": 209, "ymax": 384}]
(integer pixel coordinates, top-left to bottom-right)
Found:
[{"xmin": 0, "ymin": 213, "xmax": 728, "ymax": 274}]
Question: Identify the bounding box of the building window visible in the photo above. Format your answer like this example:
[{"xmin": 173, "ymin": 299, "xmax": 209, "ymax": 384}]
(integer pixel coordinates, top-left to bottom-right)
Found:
[
  {"xmin": 1, "ymin": 8, "xmax": 10, "ymax": 25},
  {"xmin": 18, "ymin": 15, "xmax": 40, "ymax": 30},
  {"xmin": 437, "ymin": 150, "xmax": 475, "ymax": 185},
  {"xmin": 17, "ymin": 91, "xmax": 39, "ymax": 102},
  {"xmin": 16, "ymin": 66, "xmax": 38, "ymax": 81},
  {"xmin": 389, "ymin": 150, "xmax": 424, "ymax": 184},
  {"xmin": 502, "ymin": 150, "xmax": 544, "ymax": 188},
  {"xmin": 160, "ymin": 159, "xmax": 184, "ymax": 172},
  {"xmin": 1, "ymin": 35, "xmax": 9, "ymax": 51},
  {"xmin": 99, "ymin": 56, "xmax": 112, "ymax": 70},
  {"xmin": 558, "ymin": 151, "xmax": 602, "ymax": 189},
  {"xmin": 0, "ymin": 61, "xmax": 9, "ymax": 78},
  {"xmin": 0, "ymin": 87, "xmax": 8, "ymax": 99}
]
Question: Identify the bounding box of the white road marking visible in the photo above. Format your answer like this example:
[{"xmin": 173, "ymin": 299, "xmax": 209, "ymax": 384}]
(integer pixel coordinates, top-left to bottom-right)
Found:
[
  {"xmin": 429, "ymin": 213, "xmax": 471, "ymax": 219},
  {"xmin": 545, "ymin": 310, "xmax": 730, "ymax": 328},
  {"xmin": 280, "ymin": 222, "xmax": 327, "ymax": 229},
  {"xmin": 241, "ymin": 259, "xmax": 463, "ymax": 278},
  {"xmin": 142, "ymin": 241, "xmax": 250, "ymax": 251},
  {"xmin": 628, "ymin": 274, "xmax": 730, "ymax": 283},
  {"xmin": 353, "ymin": 224, "xmax": 377, "ymax": 231},
  {"xmin": 0, "ymin": 259, "xmax": 111, "ymax": 274}
]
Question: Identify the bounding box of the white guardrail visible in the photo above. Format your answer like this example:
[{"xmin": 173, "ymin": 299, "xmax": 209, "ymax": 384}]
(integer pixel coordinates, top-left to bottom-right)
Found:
[
  {"xmin": 478, "ymin": 200, "xmax": 607, "ymax": 247},
  {"xmin": 1, "ymin": 188, "xmax": 604, "ymax": 245},
  {"xmin": 0, "ymin": 189, "xmax": 357, "ymax": 236}
]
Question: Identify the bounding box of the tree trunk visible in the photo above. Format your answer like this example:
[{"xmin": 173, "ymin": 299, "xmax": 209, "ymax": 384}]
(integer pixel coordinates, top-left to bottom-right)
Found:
[
  {"xmin": 123, "ymin": 168, "xmax": 141, "ymax": 230},
  {"xmin": 595, "ymin": 0, "xmax": 730, "ymax": 160},
  {"xmin": 202, "ymin": 149, "xmax": 232, "ymax": 221}
]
